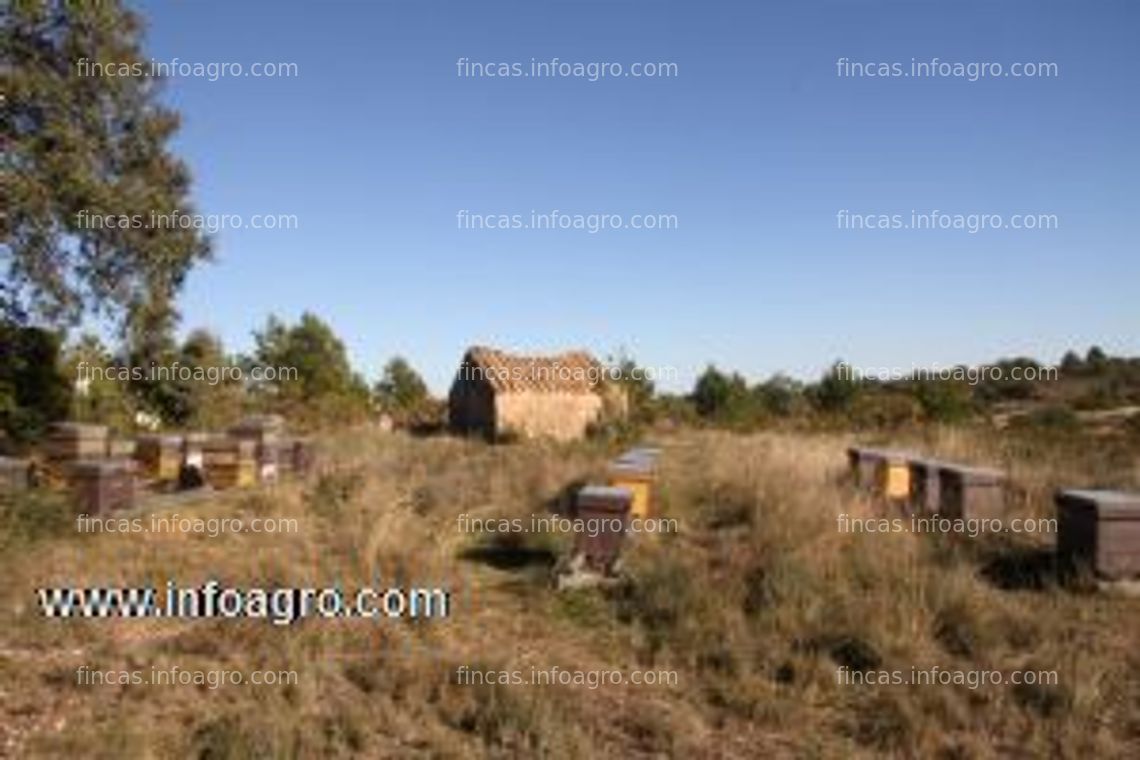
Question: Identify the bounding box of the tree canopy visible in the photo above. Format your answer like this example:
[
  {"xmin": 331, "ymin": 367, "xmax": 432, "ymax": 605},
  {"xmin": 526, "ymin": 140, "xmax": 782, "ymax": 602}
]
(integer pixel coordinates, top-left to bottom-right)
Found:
[{"xmin": 3, "ymin": 0, "xmax": 210, "ymax": 333}]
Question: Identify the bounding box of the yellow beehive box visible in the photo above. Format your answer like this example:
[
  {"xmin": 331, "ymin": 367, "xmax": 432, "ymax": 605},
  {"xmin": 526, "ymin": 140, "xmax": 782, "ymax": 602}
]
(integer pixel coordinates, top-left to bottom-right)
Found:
[
  {"xmin": 206, "ymin": 461, "xmax": 257, "ymax": 490},
  {"xmin": 134, "ymin": 435, "xmax": 182, "ymax": 481},
  {"xmin": 875, "ymin": 452, "xmax": 913, "ymax": 500},
  {"xmin": 607, "ymin": 459, "xmax": 655, "ymax": 519}
]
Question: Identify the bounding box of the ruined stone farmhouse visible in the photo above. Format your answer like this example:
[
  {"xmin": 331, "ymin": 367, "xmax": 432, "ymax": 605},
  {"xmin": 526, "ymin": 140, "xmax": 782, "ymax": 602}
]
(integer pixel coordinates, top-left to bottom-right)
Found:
[{"xmin": 448, "ymin": 346, "xmax": 626, "ymax": 441}]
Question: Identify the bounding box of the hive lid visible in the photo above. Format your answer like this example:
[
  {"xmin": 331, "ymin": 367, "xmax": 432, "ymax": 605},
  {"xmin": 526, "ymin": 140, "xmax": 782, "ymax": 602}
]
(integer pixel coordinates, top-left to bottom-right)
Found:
[
  {"xmin": 49, "ymin": 422, "xmax": 108, "ymax": 438},
  {"xmin": 938, "ymin": 464, "xmax": 1006, "ymax": 483},
  {"xmin": 70, "ymin": 458, "xmax": 135, "ymax": 475},
  {"xmin": 578, "ymin": 485, "xmax": 633, "ymax": 503},
  {"xmin": 1057, "ymin": 489, "xmax": 1140, "ymax": 519},
  {"xmin": 230, "ymin": 415, "xmax": 287, "ymax": 433},
  {"xmin": 137, "ymin": 434, "xmax": 181, "ymax": 446},
  {"xmin": 609, "ymin": 460, "xmax": 653, "ymax": 476}
]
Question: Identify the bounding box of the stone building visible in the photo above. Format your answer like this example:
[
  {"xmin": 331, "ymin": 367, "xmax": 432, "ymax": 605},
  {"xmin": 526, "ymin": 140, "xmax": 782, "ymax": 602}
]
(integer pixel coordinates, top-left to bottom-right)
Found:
[{"xmin": 448, "ymin": 346, "xmax": 625, "ymax": 441}]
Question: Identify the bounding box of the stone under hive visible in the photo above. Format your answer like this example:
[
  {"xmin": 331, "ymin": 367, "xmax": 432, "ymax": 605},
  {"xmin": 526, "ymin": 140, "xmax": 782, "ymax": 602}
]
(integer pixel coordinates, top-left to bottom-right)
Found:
[
  {"xmin": 69, "ymin": 459, "xmax": 135, "ymax": 514},
  {"xmin": 1056, "ymin": 489, "xmax": 1140, "ymax": 580}
]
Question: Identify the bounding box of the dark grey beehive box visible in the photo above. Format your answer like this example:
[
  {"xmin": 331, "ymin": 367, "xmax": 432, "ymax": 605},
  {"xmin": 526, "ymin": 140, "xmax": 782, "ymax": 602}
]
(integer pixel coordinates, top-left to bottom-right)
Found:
[
  {"xmin": 938, "ymin": 465, "xmax": 1007, "ymax": 521},
  {"xmin": 574, "ymin": 485, "xmax": 632, "ymax": 574},
  {"xmin": 1056, "ymin": 489, "xmax": 1140, "ymax": 580},
  {"xmin": 909, "ymin": 459, "xmax": 947, "ymax": 516},
  {"xmin": 847, "ymin": 447, "xmax": 884, "ymax": 489}
]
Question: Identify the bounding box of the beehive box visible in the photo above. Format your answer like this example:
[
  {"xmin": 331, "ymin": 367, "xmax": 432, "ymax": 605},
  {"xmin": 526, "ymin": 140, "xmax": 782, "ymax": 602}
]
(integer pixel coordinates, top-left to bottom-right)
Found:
[
  {"xmin": 1056, "ymin": 490, "xmax": 1140, "ymax": 580},
  {"xmin": 134, "ymin": 435, "xmax": 182, "ymax": 481},
  {"xmin": 106, "ymin": 438, "xmax": 136, "ymax": 459},
  {"xmin": 938, "ymin": 465, "xmax": 1007, "ymax": 521},
  {"xmin": 875, "ymin": 451, "xmax": 913, "ymax": 501},
  {"xmin": 46, "ymin": 423, "xmax": 108, "ymax": 464},
  {"xmin": 292, "ymin": 437, "xmax": 315, "ymax": 476},
  {"xmin": 69, "ymin": 459, "xmax": 135, "ymax": 514},
  {"xmin": 607, "ymin": 458, "xmax": 655, "ymax": 519},
  {"xmin": 0, "ymin": 456, "xmax": 32, "ymax": 494},
  {"xmin": 908, "ymin": 458, "xmax": 947, "ymax": 516},
  {"xmin": 574, "ymin": 485, "xmax": 632, "ymax": 573},
  {"xmin": 229, "ymin": 416, "xmax": 285, "ymax": 482},
  {"xmin": 847, "ymin": 447, "xmax": 884, "ymax": 489},
  {"xmin": 202, "ymin": 437, "xmax": 256, "ymax": 489}
]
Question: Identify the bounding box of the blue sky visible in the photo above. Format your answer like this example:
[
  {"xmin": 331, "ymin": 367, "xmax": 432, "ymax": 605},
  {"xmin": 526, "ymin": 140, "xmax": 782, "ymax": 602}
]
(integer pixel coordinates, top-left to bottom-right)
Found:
[{"xmin": 131, "ymin": 0, "xmax": 1139, "ymax": 393}]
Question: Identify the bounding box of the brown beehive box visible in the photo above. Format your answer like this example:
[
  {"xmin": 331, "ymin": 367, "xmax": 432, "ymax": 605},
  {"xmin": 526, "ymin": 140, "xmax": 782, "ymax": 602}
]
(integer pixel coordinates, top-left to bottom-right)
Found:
[
  {"xmin": 1056, "ymin": 490, "xmax": 1140, "ymax": 580},
  {"xmin": 0, "ymin": 456, "xmax": 32, "ymax": 493},
  {"xmin": 69, "ymin": 459, "xmax": 135, "ymax": 514},
  {"xmin": 134, "ymin": 435, "xmax": 182, "ymax": 481},
  {"xmin": 46, "ymin": 423, "xmax": 108, "ymax": 463},
  {"xmin": 292, "ymin": 437, "xmax": 314, "ymax": 475},
  {"xmin": 847, "ymin": 447, "xmax": 884, "ymax": 489},
  {"xmin": 909, "ymin": 458, "xmax": 949, "ymax": 516},
  {"xmin": 938, "ymin": 465, "xmax": 1007, "ymax": 521},
  {"xmin": 574, "ymin": 485, "xmax": 632, "ymax": 574}
]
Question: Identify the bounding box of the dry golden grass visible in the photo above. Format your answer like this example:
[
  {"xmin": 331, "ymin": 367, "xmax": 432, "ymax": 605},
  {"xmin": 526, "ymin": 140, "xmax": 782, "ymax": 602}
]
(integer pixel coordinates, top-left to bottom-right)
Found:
[{"xmin": 1, "ymin": 426, "xmax": 1138, "ymax": 757}]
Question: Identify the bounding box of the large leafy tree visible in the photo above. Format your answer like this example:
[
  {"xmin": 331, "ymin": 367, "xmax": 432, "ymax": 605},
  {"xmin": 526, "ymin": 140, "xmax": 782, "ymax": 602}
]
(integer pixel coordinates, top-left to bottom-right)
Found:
[{"xmin": 3, "ymin": 0, "xmax": 210, "ymax": 334}]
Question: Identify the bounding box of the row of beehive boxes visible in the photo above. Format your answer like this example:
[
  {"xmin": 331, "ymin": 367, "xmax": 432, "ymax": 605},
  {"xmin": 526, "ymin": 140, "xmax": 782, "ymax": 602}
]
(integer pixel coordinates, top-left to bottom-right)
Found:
[
  {"xmin": 572, "ymin": 446, "xmax": 663, "ymax": 573},
  {"xmin": 13, "ymin": 419, "xmax": 315, "ymax": 514},
  {"xmin": 847, "ymin": 446, "xmax": 1140, "ymax": 581}
]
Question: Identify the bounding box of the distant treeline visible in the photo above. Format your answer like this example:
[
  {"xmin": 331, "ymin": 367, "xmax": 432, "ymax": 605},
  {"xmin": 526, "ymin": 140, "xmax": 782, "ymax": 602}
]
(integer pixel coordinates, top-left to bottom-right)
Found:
[
  {"xmin": 3, "ymin": 313, "xmax": 1138, "ymax": 453},
  {"xmin": 620, "ymin": 348, "xmax": 1140, "ymax": 435}
]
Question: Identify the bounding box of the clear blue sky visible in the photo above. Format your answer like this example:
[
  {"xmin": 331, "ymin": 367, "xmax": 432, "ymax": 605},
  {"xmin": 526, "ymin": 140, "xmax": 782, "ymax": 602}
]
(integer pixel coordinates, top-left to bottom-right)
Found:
[{"xmin": 131, "ymin": 0, "xmax": 1139, "ymax": 393}]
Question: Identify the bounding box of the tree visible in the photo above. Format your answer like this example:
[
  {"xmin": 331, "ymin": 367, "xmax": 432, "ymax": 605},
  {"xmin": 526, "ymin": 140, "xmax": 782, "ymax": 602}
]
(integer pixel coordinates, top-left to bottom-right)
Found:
[
  {"xmin": 251, "ymin": 313, "xmax": 370, "ymax": 426},
  {"xmin": 691, "ymin": 364, "xmax": 751, "ymax": 421},
  {"xmin": 172, "ymin": 329, "xmax": 245, "ymax": 429},
  {"xmin": 810, "ymin": 360, "xmax": 862, "ymax": 414},
  {"xmin": 374, "ymin": 356, "xmax": 429, "ymax": 416},
  {"xmin": 1085, "ymin": 346, "xmax": 1109, "ymax": 374},
  {"xmin": 4, "ymin": 0, "xmax": 211, "ymax": 333},
  {"xmin": 606, "ymin": 350, "xmax": 656, "ymax": 424},
  {"xmin": 0, "ymin": 322, "xmax": 71, "ymax": 449},
  {"xmin": 753, "ymin": 374, "xmax": 804, "ymax": 418},
  {"xmin": 60, "ymin": 333, "xmax": 133, "ymax": 431}
]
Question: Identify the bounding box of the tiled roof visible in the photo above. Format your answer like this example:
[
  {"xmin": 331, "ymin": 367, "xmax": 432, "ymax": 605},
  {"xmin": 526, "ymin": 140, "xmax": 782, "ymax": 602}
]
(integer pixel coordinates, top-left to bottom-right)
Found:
[{"xmin": 459, "ymin": 346, "xmax": 608, "ymax": 394}]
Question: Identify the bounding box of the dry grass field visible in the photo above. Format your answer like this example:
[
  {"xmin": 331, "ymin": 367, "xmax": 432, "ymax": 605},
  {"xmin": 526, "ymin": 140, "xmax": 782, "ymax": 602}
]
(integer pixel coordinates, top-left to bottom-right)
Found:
[{"xmin": 1, "ymin": 427, "xmax": 1138, "ymax": 758}]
